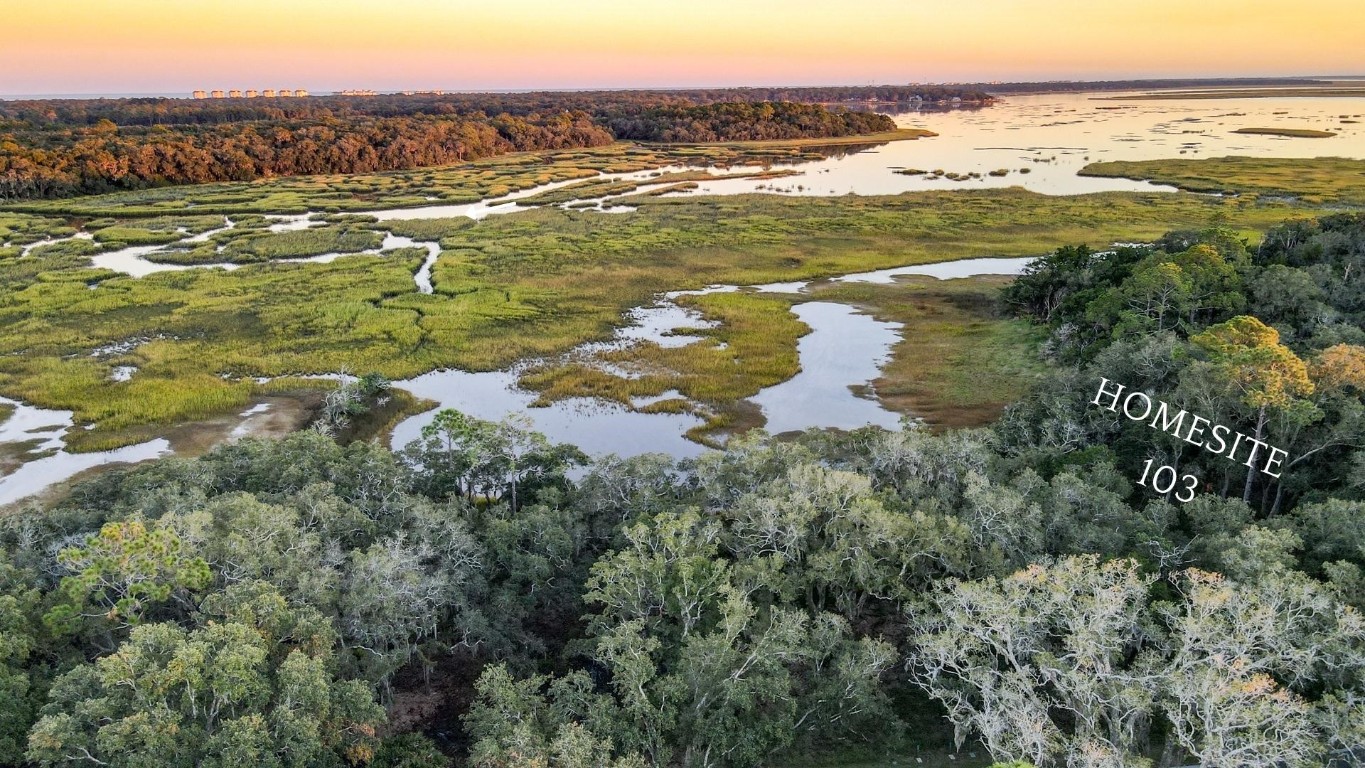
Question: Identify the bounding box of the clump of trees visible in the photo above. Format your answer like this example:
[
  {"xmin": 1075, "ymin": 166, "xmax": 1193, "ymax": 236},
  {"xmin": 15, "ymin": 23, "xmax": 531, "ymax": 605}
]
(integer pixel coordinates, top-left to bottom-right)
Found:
[
  {"xmin": 2, "ymin": 214, "xmax": 1365, "ymax": 766},
  {"xmin": 603, "ymin": 102, "xmax": 894, "ymax": 143},
  {"xmin": 1001, "ymin": 213, "xmax": 1365, "ymax": 517}
]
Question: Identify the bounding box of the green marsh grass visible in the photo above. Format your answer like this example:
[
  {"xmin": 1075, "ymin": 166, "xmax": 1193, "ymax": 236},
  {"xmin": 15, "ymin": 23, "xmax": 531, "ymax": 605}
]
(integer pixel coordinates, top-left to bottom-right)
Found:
[
  {"xmin": 0, "ymin": 156, "xmax": 1340, "ymax": 450},
  {"xmin": 1080, "ymin": 156, "xmax": 1365, "ymax": 205},
  {"xmin": 1232, "ymin": 127, "xmax": 1338, "ymax": 139}
]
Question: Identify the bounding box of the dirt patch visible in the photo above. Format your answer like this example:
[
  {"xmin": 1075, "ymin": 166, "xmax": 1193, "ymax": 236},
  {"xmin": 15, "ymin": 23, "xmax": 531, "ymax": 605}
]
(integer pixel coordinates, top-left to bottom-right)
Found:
[{"xmin": 156, "ymin": 392, "xmax": 322, "ymax": 457}]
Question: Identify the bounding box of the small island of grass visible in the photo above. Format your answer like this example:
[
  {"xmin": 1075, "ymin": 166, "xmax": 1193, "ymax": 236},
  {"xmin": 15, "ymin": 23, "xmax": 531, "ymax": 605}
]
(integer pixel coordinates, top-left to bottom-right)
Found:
[{"xmin": 1232, "ymin": 127, "xmax": 1338, "ymax": 138}]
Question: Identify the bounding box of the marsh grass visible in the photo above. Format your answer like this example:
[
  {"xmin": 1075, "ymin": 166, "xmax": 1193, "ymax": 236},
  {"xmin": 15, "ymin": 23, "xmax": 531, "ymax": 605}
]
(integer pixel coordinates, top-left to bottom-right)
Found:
[
  {"xmin": 521, "ymin": 291, "xmax": 805, "ymax": 424},
  {"xmin": 1231, "ymin": 127, "xmax": 1338, "ymax": 139},
  {"xmin": 521, "ymin": 274, "xmax": 1050, "ymax": 441},
  {"xmin": 0, "ymin": 213, "xmax": 76, "ymax": 245},
  {"xmin": 1080, "ymin": 156, "xmax": 1365, "ymax": 205},
  {"xmin": 0, "ymin": 159, "xmax": 1332, "ymax": 451},
  {"xmin": 91, "ymin": 227, "xmax": 185, "ymax": 246},
  {"xmin": 810, "ymin": 276, "xmax": 1049, "ymax": 428},
  {"xmin": 515, "ymin": 169, "xmax": 802, "ymax": 206},
  {"xmin": 150, "ymin": 223, "xmax": 384, "ymax": 265}
]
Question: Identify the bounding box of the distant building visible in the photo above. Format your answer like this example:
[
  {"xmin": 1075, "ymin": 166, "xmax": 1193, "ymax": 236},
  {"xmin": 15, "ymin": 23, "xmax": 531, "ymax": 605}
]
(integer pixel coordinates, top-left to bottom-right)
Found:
[
  {"xmin": 262, "ymin": 89, "xmax": 276, "ymax": 98},
  {"xmin": 294, "ymin": 89, "xmax": 309, "ymax": 97},
  {"xmin": 210, "ymin": 90, "xmax": 225, "ymax": 98},
  {"xmin": 339, "ymin": 89, "xmax": 378, "ymax": 96},
  {"xmin": 228, "ymin": 89, "xmax": 242, "ymax": 98},
  {"xmin": 245, "ymin": 89, "xmax": 259, "ymax": 98},
  {"xmin": 192, "ymin": 90, "xmax": 207, "ymax": 99},
  {"xmin": 278, "ymin": 89, "xmax": 293, "ymax": 97}
]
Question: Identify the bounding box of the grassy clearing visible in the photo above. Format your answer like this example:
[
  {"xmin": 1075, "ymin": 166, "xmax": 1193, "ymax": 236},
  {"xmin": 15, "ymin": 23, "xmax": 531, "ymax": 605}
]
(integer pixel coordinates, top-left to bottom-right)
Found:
[
  {"xmin": 0, "ymin": 155, "xmax": 1334, "ymax": 450},
  {"xmin": 149, "ymin": 223, "xmax": 384, "ymax": 265},
  {"xmin": 1231, "ymin": 127, "xmax": 1338, "ymax": 138},
  {"xmin": 1080, "ymin": 156, "xmax": 1365, "ymax": 205}
]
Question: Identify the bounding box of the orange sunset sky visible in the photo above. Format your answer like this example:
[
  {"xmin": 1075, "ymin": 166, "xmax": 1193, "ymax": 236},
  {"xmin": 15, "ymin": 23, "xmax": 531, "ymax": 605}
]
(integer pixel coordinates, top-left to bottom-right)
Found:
[{"xmin": 3, "ymin": 0, "xmax": 1362, "ymax": 95}]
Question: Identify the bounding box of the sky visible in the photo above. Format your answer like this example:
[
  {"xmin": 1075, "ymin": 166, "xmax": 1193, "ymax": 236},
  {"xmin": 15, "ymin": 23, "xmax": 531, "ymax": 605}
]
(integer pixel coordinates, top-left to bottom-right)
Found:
[{"xmin": 3, "ymin": 0, "xmax": 1362, "ymax": 96}]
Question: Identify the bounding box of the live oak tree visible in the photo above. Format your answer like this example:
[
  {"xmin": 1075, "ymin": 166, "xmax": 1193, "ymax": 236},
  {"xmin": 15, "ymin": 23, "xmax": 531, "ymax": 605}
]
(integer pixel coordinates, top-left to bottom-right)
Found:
[
  {"xmin": 405, "ymin": 409, "xmax": 584, "ymax": 508},
  {"xmin": 26, "ymin": 582, "xmax": 384, "ymax": 768},
  {"xmin": 1157, "ymin": 569, "xmax": 1363, "ymax": 767},
  {"xmin": 908, "ymin": 557, "xmax": 1365, "ymax": 767},
  {"xmin": 909, "ymin": 556, "xmax": 1159, "ymax": 766}
]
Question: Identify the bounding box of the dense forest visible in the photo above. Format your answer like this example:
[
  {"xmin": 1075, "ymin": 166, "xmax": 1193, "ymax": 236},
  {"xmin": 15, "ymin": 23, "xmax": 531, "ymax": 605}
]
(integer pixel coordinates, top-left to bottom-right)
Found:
[
  {"xmin": 1, "ymin": 212, "xmax": 1364, "ymax": 767},
  {"xmin": 0, "ymin": 86, "xmax": 991, "ymax": 128},
  {"xmin": 0, "ymin": 88, "xmax": 928, "ymax": 199},
  {"xmin": 602, "ymin": 102, "xmax": 896, "ymax": 143}
]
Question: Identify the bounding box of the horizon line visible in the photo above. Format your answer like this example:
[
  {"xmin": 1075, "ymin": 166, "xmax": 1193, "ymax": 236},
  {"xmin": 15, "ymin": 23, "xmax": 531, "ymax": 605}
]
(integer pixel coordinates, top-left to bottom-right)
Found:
[{"xmin": 4, "ymin": 74, "xmax": 1365, "ymax": 102}]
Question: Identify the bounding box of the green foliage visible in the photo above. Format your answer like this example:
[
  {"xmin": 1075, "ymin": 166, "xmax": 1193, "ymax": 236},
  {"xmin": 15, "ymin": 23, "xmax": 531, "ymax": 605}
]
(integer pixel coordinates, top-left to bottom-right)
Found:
[
  {"xmin": 4, "ymin": 205, "xmax": 1365, "ymax": 768},
  {"xmin": 371, "ymin": 733, "xmax": 451, "ymax": 768},
  {"xmin": 0, "ymin": 556, "xmax": 42, "ymax": 765},
  {"xmin": 46, "ymin": 520, "xmax": 210, "ymax": 633},
  {"xmin": 405, "ymin": 408, "xmax": 586, "ymax": 506},
  {"xmin": 26, "ymin": 582, "xmax": 384, "ymax": 768}
]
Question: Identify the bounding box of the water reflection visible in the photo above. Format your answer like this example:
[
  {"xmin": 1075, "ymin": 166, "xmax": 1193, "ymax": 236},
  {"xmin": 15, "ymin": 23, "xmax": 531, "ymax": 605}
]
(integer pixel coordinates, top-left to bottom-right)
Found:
[
  {"xmin": 0, "ymin": 396, "xmax": 171, "ymax": 506},
  {"xmin": 389, "ymin": 369, "xmax": 708, "ymax": 460},
  {"xmin": 672, "ymin": 92, "xmax": 1365, "ymax": 198},
  {"xmin": 388, "ymin": 256, "xmax": 1035, "ymax": 460},
  {"xmin": 750, "ymin": 302, "xmax": 904, "ymax": 435}
]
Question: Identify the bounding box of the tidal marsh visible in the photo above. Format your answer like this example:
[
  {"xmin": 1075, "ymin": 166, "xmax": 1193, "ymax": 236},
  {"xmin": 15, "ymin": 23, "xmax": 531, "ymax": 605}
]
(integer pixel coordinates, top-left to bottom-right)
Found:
[
  {"xmin": 0, "ymin": 152, "xmax": 1344, "ymax": 452},
  {"xmin": 1079, "ymin": 156, "xmax": 1365, "ymax": 204}
]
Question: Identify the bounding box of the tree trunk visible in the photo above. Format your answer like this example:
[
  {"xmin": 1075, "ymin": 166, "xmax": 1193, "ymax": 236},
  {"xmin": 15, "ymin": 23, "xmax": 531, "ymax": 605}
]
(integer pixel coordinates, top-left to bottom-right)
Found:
[
  {"xmin": 1271, "ymin": 480, "xmax": 1287, "ymax": 517},
  {"xmin": 1242, "ymin": 406, "xmax": 1267, "ymax": 505}
]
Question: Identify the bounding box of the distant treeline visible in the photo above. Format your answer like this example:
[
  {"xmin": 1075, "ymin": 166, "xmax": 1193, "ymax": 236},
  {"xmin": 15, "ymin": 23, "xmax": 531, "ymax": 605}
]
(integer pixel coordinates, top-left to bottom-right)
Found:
[
  {"xmin": 604, "ymin": 101, "xmax": 895, "ymax": 142},
  {"xmin": 0, "ymin": 86, "xmax": 991, "ymax": 128},
  {"xmin": 0, "ymin": 87, "xmax": 949, "ymax": 199},
  {"xmin": 980, "ymin": 77, "xmax": 1332, "ymax": 94}
]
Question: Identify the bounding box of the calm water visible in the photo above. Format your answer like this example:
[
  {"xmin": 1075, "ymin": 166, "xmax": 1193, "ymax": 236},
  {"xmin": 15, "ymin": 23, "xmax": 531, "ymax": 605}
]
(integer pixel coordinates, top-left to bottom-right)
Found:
[
  {"xmin": 383, "ymin": 257, "xmax": 1032, "ymax": 460},
  {"xmin": 4, "ymin": 90, "xmax": 1364, "ymax": 504},
  {"xmin": 0, "ymin": 395, "xmax": 171, "ymax": 506},
  {"xmin": 677, "ymin": 92, "xmax": 1365, "ymax": 197},
  {"xmin": 750, "ymin": 302, "xmax": 904, "ymax": 435}
]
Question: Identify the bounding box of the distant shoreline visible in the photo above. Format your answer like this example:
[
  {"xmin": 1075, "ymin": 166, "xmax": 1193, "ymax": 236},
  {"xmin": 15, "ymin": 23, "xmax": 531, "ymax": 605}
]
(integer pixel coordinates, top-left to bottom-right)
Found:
[
  {"xmin": 4, "ymin": 77, "xmax": 1361, "ymax": 103},
  {"xmin": 1101, "ymin": 86, "xmax": 1365, "ymax": 100}
]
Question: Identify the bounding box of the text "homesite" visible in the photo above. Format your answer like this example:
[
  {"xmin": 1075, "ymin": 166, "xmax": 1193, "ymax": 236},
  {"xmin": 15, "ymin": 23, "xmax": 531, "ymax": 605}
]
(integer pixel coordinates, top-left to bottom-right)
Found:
[{"xmin": 1091, "ymin": 377, "xmax": 1288, "ymax": 479}]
